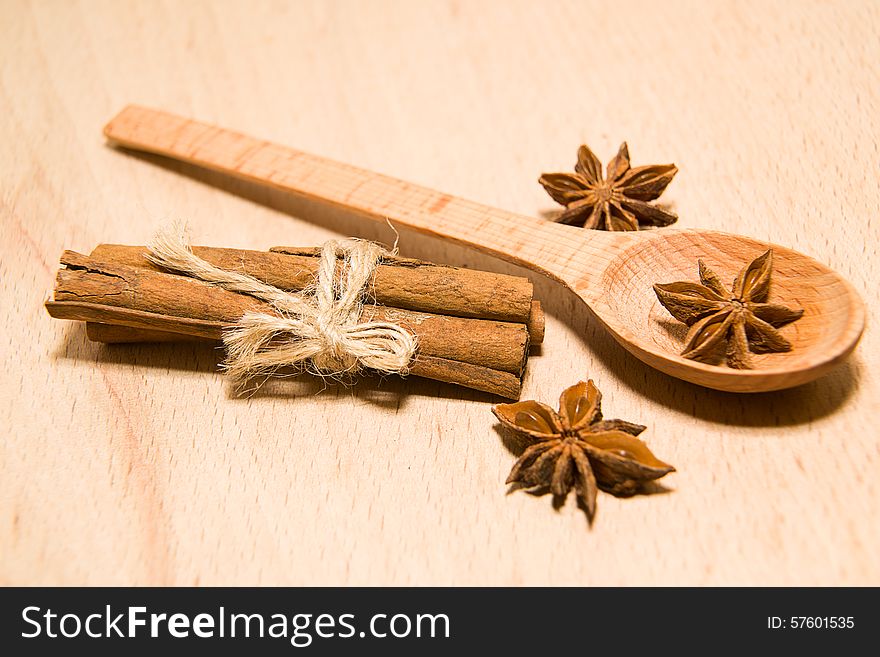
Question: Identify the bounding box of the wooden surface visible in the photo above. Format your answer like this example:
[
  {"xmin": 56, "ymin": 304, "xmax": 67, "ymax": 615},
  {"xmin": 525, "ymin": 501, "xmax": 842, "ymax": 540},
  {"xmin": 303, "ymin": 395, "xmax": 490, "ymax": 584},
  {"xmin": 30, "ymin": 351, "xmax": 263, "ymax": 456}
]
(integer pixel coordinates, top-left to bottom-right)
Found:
[{"xmin": 1, "ymin": 0, "xmax": 878, "ymax": 585}]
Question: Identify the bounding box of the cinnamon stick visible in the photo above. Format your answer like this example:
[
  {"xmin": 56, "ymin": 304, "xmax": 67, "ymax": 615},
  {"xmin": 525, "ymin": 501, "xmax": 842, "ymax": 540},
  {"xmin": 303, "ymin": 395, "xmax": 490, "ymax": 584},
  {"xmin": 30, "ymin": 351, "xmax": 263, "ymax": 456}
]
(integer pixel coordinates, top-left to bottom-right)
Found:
[
  {"xmin": 89, "ymin": 243, "xmax": 542, "ymax": 338},
  {"xmin": 48, "ymin": 251, "xmax": 529, "ymax": 375},
  {"xmin": 83, "ymin": 323, "xmax": 522, "ymax": 399}
]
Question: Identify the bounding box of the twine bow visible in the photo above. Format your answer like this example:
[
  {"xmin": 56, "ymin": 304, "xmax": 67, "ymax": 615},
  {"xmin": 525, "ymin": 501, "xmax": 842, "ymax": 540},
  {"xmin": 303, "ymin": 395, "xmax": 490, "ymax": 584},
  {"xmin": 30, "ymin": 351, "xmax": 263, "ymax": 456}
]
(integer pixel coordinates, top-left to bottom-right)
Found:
[{"xmin": 147, "ymin": 228, "xmax": 417, "ymax": 381}]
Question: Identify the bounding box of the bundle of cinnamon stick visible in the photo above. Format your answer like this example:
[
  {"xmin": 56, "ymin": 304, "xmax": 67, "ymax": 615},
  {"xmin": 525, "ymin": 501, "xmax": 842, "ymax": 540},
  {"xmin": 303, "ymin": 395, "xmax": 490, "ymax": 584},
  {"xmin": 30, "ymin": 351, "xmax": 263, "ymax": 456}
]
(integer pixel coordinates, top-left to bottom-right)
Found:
[{"xmin": 45, "ymin": 243, "xmax": 544, "ymax": 398}]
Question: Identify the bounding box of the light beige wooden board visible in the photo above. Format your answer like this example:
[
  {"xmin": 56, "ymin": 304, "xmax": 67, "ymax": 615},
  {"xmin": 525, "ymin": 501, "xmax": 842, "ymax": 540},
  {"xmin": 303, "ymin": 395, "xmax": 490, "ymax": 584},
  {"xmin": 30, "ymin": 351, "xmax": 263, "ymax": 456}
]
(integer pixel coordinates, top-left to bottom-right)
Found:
[{"xmin": 1, "ymin": 0, "xmax": 878, "ymax": 585}]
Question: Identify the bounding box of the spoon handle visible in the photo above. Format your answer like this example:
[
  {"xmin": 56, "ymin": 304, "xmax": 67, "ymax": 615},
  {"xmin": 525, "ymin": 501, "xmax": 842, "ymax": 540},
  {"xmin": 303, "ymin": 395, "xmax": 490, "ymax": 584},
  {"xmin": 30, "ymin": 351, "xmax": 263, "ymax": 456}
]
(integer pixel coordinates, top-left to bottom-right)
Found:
[{"xmin": 104, "ymin": 106, "xmax": 617, "ymax": 286}]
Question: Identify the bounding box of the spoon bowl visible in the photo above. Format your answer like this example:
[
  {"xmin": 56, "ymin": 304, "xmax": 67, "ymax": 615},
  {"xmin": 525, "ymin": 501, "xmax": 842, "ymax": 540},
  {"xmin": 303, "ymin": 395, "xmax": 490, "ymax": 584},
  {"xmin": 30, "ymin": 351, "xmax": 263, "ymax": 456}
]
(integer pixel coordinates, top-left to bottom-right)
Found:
[
  {"xmin": 588, "ymin": 229, "xmax": 864, "ymax": 392},
  {"xmin": 103, "ymin": 106, "xmax": 865, "ymax": 393}
]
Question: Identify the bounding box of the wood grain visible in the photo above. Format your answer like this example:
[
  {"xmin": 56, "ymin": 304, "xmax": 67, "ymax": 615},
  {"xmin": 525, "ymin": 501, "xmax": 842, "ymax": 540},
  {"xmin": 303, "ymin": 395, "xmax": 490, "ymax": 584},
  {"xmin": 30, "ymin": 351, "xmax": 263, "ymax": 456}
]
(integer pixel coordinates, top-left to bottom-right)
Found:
[{"xmin": 1, "ymin": 0, "xmax": 878, "ymax": 585}]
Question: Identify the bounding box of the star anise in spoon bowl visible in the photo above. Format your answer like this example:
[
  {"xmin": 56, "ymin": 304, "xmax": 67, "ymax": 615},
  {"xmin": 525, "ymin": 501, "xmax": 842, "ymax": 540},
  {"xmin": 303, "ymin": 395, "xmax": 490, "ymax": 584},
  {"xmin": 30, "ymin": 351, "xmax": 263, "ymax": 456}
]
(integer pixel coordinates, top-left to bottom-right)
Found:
[
  {"xmin": 539, "ymin": 142, "xmax": 678, "ymax": 231},
  {"xmin": 492, "ymin": 380, "xmax": 674, "ymax": 518},
  {"xmin": 653, "ymin": 250, "xmax": 804, "ymax": 369}
]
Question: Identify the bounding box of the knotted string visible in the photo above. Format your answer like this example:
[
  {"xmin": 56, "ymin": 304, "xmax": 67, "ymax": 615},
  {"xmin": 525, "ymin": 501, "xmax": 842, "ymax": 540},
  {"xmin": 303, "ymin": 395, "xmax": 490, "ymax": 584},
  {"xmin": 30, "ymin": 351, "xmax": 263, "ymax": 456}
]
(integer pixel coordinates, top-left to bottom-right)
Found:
[{"xmin": 146, "ymin": 227, "xmax": 417, "ymax": 382}]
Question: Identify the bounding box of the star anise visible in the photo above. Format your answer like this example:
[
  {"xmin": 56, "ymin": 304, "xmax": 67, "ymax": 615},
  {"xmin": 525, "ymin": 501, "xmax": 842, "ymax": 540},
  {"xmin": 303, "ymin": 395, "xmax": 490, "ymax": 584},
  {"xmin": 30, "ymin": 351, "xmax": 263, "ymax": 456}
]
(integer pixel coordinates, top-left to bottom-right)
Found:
[
  {"xmin": 538, "ymin": 142, "xmax": 678, "ymax": 230},
  {"xmin": 653, "ymin": 250, "xmax": 804, "ymax": 369},
  {"xmin": 492, "ymin": 380, "xmax": 674, "ymax": 517}
]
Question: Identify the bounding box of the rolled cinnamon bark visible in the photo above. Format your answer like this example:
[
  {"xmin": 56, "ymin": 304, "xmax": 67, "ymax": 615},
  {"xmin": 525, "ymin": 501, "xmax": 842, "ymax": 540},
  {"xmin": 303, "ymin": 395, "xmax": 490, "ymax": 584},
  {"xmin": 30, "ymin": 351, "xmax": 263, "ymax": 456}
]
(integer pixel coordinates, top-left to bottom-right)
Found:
[
  {"xmin": 83, "ymin": 323, "xmax": 522, "ymax": 399},
  {"xmin": 269, "ymin": 247, "xmax": 544, "ymax": 342},
  {"xmin": 90, "ymin": 243, "xmax": 541, "ymax": 336},
  {"xmin": 48, "ymin": 251, "xmax": 529, "ymax": 375}
]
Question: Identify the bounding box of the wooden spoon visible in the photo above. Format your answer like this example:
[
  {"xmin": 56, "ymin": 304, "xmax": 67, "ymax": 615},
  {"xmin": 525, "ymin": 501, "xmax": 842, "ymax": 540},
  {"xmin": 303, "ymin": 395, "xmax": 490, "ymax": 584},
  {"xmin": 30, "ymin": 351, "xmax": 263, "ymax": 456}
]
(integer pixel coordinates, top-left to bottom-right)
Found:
[{"xmin": 102, "ymin": 105, "xmax": 864, "ymax": 393}]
